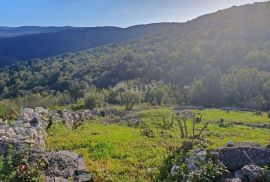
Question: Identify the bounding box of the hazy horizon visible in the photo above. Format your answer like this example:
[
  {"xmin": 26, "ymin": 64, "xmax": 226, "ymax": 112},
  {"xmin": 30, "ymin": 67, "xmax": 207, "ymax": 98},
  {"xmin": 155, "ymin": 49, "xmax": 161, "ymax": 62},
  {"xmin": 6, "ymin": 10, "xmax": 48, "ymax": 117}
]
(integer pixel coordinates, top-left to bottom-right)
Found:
[{"xmin": 0, "ymin": 0, "xmax": 268, "ymax": 28}]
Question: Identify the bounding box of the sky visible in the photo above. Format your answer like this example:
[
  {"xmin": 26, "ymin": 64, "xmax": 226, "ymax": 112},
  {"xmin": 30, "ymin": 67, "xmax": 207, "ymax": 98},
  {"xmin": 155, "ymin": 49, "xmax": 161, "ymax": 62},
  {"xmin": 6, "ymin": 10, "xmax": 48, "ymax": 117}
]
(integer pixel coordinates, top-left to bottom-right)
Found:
[{"xmin": 0, "ymin": 0, "xmax": 268, "ymax": 27}]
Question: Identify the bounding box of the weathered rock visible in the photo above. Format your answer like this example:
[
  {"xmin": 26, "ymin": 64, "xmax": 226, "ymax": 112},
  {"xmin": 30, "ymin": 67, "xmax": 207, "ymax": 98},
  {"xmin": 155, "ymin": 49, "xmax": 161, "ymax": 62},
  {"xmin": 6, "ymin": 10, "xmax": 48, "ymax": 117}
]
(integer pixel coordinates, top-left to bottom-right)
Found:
[
  {"xmin": 50, "ymin": 108, "xmax": 123, "ymax": 128},
  {"xmin": 234, "ymin": 169, "xmax": 246, "ymax": 180},
  {"xmin": 214, "ymin": 143, "xmax": 270, "ymax": 171},
  {"xmin": 46, "ymin": 176, "xmax": 68, "ymax": 182},
  {"xmin": 0, "ymin": 107, "xmax": 92, "ymax": 181},
  {"xmin": 28, "ymin": 150, "xmax": 92, "ymax": 181},
  {"xmin": 171, "ymin": 165, "xmax": 180, "ymax": 176},
  {"xmin": 227, "ymin": 141, "xmax": 234, "ymax": 147},
  {"xmin": 241, "ymin": 165, "xmax": 265, "ymax": 182}
]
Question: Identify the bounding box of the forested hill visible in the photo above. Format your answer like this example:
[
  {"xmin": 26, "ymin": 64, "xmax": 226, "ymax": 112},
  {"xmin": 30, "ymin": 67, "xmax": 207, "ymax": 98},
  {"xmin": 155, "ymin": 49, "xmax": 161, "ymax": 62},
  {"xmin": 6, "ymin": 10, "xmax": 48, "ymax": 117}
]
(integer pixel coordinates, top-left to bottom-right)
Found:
[
  {"xmin": 0, "ymin": 23, "xmax": 181, "ymax": 65},
  {"xmin": 1, "ymin": 1, "xmax": 270, "ymax": 109}
]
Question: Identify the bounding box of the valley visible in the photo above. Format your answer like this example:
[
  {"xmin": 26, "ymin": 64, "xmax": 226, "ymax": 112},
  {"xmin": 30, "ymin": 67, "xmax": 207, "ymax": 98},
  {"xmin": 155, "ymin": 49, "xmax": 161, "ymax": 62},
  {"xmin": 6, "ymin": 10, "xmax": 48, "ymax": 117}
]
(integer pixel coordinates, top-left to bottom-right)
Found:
[{"xmin": 1, "ymin": 1, "xmax": 270, "ymax": 181}]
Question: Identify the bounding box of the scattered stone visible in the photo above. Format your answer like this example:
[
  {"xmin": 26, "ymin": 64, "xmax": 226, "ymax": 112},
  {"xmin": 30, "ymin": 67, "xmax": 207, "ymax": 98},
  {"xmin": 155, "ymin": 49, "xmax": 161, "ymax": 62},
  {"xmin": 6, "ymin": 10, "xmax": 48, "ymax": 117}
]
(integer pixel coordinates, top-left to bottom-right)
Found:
[
  {"xmin": 227, "ymin": 141, "xmax": 234, "ymax": 147},
  {"xmin": 49, "ymin": 108, "xmax": 122, "ymax": 128},
  {"xmin": 171, "ymin": 165, "xmax": 180, "ymax": 176},
  {"xmin": 176, "ymin": 110, "xmax": 196, "ymax": 119},
  {"xmin": 28, "ymin": 150, "xmax": 92, "ymax": 181},
  {"xmin": 187, "ymin": 149, "xmax": 207, "ymax": 172}
]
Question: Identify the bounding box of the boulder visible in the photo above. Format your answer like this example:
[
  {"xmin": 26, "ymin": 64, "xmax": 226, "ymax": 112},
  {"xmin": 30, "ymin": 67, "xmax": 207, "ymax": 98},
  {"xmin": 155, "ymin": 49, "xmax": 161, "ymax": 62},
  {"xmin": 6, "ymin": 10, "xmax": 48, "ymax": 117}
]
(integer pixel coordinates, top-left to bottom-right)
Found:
[
  {"xmin": 241, "ymin": 165, "xmax": 265, "ymax": 182},
  {"xmin": 28, "ymin": 150, "xmax": 92, "ymax": 181},
  {"xmin": 214, "ymin": 143, "xmax": 270, "ymax": 171}
]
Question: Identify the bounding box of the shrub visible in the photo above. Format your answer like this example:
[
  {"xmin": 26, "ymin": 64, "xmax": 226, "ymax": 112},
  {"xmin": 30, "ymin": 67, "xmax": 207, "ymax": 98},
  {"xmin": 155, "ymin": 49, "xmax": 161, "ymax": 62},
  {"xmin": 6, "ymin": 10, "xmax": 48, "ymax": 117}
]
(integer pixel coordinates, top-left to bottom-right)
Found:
[
  {"xmin": 120, "ymin": 92, "xmax": 142, "ymax": 110},
  {"xmin": 144, "ymin": 84, "xmax": 171, "ymax": 105},
  {"xmin": 84, "ymin": 92, "xmax": 105, "ymax": 109},
  {"xmin": 141, "ymin": 128, "xmax": 155, "ymax": 138},
  {"xmin": 71, "ymin": 98, "xmax": 85, "ymax": 110},
  {"xmin": 0, "ymin": 99, "xmax": 18, "ymax": 119},
  {"xmin": 16, "ymin": 92, "xmax": 72, "ymax": 108},
  {"xmin": 106, "ymin": 89, "xmax": 122, "ymax": 104}
]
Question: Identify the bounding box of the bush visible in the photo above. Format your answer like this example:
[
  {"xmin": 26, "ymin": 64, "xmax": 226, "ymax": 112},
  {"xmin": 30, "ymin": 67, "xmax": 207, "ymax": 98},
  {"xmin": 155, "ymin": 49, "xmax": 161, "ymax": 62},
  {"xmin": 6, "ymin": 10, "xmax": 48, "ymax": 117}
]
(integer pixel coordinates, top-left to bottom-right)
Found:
[
  {"xmin": 120, "ymin": 92, "xmax": 142, "ymax": 110},
  {"xmin": 106, "ymin": 89, "xmax": 122, "ymax": 105},
  {"xmin": 84, "ymin": 92, "xmax": 105, "ymax": 109},
  {"xmin": 141, "ymin": 128, "xmax": 155, "ymax": 138},
  {"xmin": 0, "ymin": 99, "xmax": 18, "ymax": 119},
  {"xmin": 70, "ymin": 98, "xmax": 85, "ymax": 110},
  {"xmin": 145, "ymin": 84, "xmax": 172, "ymax": 105},
  {"xmin": 16, "ymin": 92, "xmax": 72, "ymax": 109}
]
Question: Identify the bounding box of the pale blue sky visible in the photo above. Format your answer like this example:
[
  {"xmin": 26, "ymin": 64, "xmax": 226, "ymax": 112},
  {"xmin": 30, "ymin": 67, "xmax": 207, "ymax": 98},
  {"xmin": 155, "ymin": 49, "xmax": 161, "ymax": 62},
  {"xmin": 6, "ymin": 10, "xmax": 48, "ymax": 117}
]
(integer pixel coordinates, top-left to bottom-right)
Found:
[{"xmin": 0, "ymin": 0, "xmax": 267, "ymax": 27}]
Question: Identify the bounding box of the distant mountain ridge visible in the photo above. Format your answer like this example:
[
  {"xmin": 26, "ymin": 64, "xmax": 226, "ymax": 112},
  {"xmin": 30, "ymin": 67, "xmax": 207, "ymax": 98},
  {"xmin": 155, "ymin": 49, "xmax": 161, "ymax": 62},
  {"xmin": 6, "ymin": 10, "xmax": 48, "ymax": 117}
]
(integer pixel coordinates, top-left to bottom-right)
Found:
[
  {"xmin": 0, "ymin": 23, "xmax": 181, "ymax": 65},
  {"xmin": 0, "ymin": 1, "xmax": 270, "ymax": 66},
  {"xmin": 0, "ymin": 26, "xmax": 75, "ymax": 38}
]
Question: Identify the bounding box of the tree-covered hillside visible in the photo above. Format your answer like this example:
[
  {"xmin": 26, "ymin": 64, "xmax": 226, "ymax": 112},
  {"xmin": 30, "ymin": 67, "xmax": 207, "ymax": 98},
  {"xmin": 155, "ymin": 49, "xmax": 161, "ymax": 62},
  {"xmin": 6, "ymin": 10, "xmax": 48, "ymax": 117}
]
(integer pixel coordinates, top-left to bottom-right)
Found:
[
  {"xmin": 1, "ymin": 1, "xmax": 270, "ymax": 109},
  {"xmin": 0, "ymin": 23, "xmax": 181, "ymax": 65}
]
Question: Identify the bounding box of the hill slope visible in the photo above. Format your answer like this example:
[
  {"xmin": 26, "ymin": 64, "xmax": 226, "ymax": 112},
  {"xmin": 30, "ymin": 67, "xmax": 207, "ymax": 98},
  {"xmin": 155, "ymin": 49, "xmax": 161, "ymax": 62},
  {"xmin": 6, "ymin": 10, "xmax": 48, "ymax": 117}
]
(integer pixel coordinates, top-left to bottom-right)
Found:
[
  {"xmin": 0, "ymin": 23, "xmax": 181, "ymax": 65},
  {"xmin": 1, "ymin": 1, "xmax": 270, "ymax": 108}
]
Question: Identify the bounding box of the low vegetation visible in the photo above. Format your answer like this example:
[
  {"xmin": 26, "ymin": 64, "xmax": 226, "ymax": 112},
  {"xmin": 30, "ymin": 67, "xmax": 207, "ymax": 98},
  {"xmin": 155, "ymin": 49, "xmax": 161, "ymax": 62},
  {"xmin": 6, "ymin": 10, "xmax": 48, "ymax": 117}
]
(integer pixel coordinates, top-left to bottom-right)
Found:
[{"xmin": 46, "ymin": 108, "xmax": 270, "ymax": 181}]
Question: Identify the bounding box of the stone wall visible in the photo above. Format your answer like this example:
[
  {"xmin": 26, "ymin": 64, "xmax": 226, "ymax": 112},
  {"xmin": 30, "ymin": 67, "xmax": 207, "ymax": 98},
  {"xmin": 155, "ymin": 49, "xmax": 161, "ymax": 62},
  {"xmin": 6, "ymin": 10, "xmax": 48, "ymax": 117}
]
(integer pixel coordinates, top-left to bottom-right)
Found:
[{"xmin": 0, "ymin": 107, "xmax": 92, "ymax": 182}]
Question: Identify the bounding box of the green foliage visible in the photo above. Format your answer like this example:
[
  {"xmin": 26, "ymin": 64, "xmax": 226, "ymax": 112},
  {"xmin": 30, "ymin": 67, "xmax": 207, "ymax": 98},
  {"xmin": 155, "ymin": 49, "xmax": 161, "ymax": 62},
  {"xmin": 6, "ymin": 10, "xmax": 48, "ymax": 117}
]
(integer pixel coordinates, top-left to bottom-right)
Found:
[
  {"xmin": 16, "ymin": 92, "xmax": 72, "ymax": 109},
  {"xmin": 47, "ymin": 107, "xmax": 270, "ymax": 181},
  {"xmin": 84, "ymin": 92, "xmax": 105, "ymax": 110},
  {"xmin": 1, "ymin": 2, "xmax": 270, "ymax": 110},
  {"xmin": 70, "ymin": 98, "xmax": 85, "ymax": 110},
  {"xmin": 218, "ymin": 118, "xmax": 234, "ymax": 128},
  {"xmin": 0, "ymin": 99, "xmax": 18, "ymax": 119},
  {"xmin": 89, "ymin": 142, "xmax": 114, "ymax": 160},
  {"xmin": 0, "ymin": 145, "xmax": 45, "ymax": 182},
  {"xmin": 162, "ymin": 115, "xmax": 174, "ymax": 129},
  {"xmin": 0, "ymin": 92, "xmax": 72, "ymax": 116},
  {"xmin": 187, "ymin": 161, "xmax": 226, "ymax": 182},
  {"xmin": 145, "ymin": 83, "xmax": 172, "ymax": 105},
  {"xmin": 200, "ymin": 109, "xmax": 270, "ymax": 125},
  {"xmin": 141, "ymin": 128, "xmax": 155, "ymax": 138},
  {"xmin": 120, "ymin": 92, "xmax": 142, "ymax": 110},
  {"xmin": 106, "ymin": 89, "xmax": 122, "ymax": 104}
]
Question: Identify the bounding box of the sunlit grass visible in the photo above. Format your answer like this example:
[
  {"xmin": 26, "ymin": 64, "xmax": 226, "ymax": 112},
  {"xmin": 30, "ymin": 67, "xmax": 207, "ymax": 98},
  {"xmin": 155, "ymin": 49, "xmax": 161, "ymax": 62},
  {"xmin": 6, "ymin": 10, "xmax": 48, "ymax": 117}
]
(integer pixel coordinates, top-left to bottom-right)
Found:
[
  {"xmin": 46, "ymin": 108, "xmax": 270, "ymax": 181},
  {"xmin": 199, "ymin": 109, "xmax": 270, "ymax": 124}
]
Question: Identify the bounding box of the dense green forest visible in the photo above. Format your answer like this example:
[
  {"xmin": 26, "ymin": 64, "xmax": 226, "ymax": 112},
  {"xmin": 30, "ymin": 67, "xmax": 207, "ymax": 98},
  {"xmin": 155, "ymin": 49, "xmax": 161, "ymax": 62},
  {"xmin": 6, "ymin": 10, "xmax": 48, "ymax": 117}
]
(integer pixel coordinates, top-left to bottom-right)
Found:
[
  {"xmin": 0, "ymin": 24, "xmax": 180, "ymax": 64},
  {"xmin": 1, "ymin": 1, "xmax": 270, "ymax": 110}
]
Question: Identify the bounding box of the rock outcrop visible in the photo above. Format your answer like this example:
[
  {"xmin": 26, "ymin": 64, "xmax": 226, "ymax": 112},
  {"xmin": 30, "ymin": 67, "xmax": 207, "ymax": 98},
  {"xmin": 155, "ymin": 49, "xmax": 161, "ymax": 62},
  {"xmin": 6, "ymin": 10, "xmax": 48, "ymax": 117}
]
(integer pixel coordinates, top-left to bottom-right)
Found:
[
  {"xmin": 213, "ymin": 143, "xmax": 270, "ymax": 171},
  {"xmin": 29, "ymin": 150, "xmax": 92, "ymax": 181},
  {"xmin": 213, "ymin": 142, "xmax": 270, "ymax": 182}
]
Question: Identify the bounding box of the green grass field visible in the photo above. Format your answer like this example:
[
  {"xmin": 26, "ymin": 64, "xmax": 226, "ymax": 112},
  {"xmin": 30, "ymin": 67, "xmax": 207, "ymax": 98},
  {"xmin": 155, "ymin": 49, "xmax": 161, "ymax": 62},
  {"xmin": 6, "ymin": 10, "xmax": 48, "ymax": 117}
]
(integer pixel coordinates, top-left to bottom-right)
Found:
[
  {"xmin": 46, "ymin": 108, "xmax": 270, "ymax": 181},
  {"xmin": 199, "ymin": 109, "xmax": 270, "ymax": 124}
]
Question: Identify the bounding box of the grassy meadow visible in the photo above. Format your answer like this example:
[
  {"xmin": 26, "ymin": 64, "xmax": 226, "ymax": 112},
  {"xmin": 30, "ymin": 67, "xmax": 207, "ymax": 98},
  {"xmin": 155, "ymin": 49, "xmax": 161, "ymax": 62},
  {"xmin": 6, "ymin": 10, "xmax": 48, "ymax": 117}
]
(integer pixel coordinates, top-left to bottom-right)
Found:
[{"xmin": 46, "ymin": 107, "xmax": 270, "ymax": 181}]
